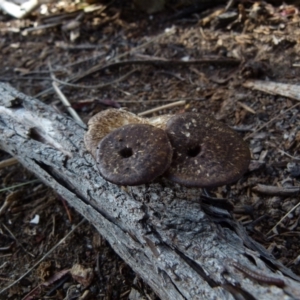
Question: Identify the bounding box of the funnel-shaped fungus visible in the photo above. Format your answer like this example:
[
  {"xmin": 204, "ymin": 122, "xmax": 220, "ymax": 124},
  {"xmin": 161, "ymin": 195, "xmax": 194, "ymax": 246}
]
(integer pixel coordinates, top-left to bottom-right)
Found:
[
  {"xmin": 85, "ymin": 109, "xmax": 250, "ymax": 187},
  {"xmin": 84, "ymin": 109, "xmax": 173, "ymax": 159},
  {"xmin": 84, "ymin": 109, "xmax": 147, "ymax": 159},
  {"xmin": 96, "ymin": 124, "xmax": 173, "ymax": 186},
  {"xmin": 165, "ymin": 113, "xmax": 250, "ymax": 187}
]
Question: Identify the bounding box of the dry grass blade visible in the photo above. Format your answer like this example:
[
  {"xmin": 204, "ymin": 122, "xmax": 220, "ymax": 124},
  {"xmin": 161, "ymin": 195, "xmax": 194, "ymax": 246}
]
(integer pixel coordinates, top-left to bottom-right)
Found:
[
  {"xmin": 51, "ymin": 81, "xmax": 86, "ymax": 128},
  {"xmin": 244, "ymin": 102, "xmax": 300, "ymax": 140},
  {"xmin": 49, "ymin": 61, "xmax": 86, "ymax": 128},
  {"xmin": 237, "ymin": 101, "xmax": 256, "ymax": 114},
  {"xmin": 2, "ymin": 223, "xmax": 35, "ymax": 257},
  {"xmin": 267, "ymin": 202, "xmax": 300, "ymax": 236},
  {"xmin": 0, "ymin": 179, "xmax": 39, "ymax": 193}
]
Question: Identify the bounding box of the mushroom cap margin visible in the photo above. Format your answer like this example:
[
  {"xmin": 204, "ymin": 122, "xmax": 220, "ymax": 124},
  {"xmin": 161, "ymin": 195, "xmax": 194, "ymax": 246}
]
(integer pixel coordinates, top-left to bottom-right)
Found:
[
  {"xmin": 165, "ymin": 112, "xmax": 251, "ymax": 187},
  {"xmin": 96, "ymin": 123, "xmax": 173, "ymax": 186}
]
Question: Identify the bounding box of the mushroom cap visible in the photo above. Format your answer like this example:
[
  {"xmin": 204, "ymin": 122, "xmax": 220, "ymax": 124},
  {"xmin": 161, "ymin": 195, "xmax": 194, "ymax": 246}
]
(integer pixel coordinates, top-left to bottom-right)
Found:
[
  {"xmin": 84, "ymin": 109, "xmax": 146, "ymax": 158},
  {"xmin": 96, "ymin": 123, "xmax": 173, "ymax": 186},
  {"xmin": 165, "ymin": 113, "xmax": 250, "ymax": 187}
]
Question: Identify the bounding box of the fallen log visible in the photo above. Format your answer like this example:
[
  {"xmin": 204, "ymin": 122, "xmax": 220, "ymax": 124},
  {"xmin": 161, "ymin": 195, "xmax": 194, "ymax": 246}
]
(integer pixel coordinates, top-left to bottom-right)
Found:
[{"xmin": 0, "ymin": 82, "xmax": 299, "ymax": 299}]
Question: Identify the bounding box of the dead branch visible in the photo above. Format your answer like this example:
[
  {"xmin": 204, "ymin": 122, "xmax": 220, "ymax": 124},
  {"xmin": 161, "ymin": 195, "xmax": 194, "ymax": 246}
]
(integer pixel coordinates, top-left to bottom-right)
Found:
[
  {"xmin": 0, "ymin": 82, "xmax": 300, "ymax": 299},
  {"xmin": 252, "ymin": 184, "xmax": 300, "ymax": 196}
]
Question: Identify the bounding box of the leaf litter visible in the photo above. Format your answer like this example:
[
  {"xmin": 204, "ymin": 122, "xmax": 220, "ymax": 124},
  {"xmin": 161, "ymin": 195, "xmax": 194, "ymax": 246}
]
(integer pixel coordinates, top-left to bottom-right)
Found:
[{"xmin": 1, "ymin": 0, "xmax": 300, "ymax": 298}]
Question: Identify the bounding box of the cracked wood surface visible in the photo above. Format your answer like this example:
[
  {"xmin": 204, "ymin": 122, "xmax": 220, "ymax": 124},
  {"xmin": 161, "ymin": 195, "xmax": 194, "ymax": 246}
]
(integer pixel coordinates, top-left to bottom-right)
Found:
[{"xmin": 0, "ymin": 82, "xmax": 300, "ymax": 299}]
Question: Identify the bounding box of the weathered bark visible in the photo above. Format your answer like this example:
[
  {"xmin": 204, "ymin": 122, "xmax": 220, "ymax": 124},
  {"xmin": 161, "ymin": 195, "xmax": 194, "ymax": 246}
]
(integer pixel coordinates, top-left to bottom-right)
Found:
[{"xmin": 0, "ymin": 82, "xmax": 299, "ymax": 300}]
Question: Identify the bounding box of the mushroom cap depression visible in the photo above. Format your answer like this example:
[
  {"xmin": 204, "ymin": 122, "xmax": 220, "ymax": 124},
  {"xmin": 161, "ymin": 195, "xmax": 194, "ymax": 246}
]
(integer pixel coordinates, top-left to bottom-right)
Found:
[
  {"xmin": 84, "ymin": 109, "xmax": 146, "ymax": 158},
  {"xmin": 165, "ymin": 113, "xmax": 250, "ymax": 187},
  {"xmin": 96, "ymin": 124, "xmax": 173, "ymax": 186}
]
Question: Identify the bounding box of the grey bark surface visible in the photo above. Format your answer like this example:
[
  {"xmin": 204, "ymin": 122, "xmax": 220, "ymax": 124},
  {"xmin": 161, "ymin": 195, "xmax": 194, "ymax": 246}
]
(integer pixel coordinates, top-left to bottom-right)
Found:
[{"xmin": 0, "ymin": 82, "xmax": 300, "ymax": 300}]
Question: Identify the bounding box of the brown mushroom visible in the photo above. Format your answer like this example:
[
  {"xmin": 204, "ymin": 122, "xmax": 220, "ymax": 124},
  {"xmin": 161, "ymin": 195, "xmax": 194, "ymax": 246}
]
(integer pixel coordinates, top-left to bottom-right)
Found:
[
  {"xmin": 84, "ymin": 109, "xmax": 172, "ymax": 158},
  {"xmin": 84, "ymin": 109, "xmax": 147, "ymax": 159},
  {"xmin": 96, "ymin": 123, "xmax": 173, "ymax": 186},
  {"xmin": 165, "ymin": 112, "xmax": 250, "ymax": 187}
]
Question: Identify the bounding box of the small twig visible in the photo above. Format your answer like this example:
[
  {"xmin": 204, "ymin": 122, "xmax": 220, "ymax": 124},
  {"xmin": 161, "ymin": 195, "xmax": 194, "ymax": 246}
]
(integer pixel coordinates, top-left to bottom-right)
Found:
[
  {"xmin": 0, "ymin": 157, "xmax": 18, "ymax": 169},
  {"xmin": 72, "ymin": 58, "xmax": 240, "ymax": 83},
  {"xmin": 237, "ymin": 101, "xmax": 256, "ymax": 114},
  {"xmin": 35, "ymin": 28, "xmax": 177, "ymax": 98},
  {"xmin": 0, "ymin": 219, "xmax": 85, "ymax": 295},
  {"xmin": 267, "ymin": 202, "xmax": 300, "ymax": 236},
  {"xmin": 252, "ymin": 184, "xmax": 300, "ymax": 196},
  {"xmin": 138, "ymin": 100, "xmax": 186, "ymax": 116},
  {"xmin": 278, "ymin": 149, "xmax": 300, "ymax": 161},
  {"xmin": 244, "ymin": 102, "xmax": 300, "ymax": 140},
  {"xmin": 22, "ymin": 22, "xmax": 61, "ymax": 34},
  {"xmin": 52, "ymin": 69, "xmax": 137, "ymax": 89},
  {"xmin": 225, "ymin": 0, "xmax": 235, "ymax": 11},
  {"xmin": 116, "ymin": 97, "xmax": 204, "ymax": 103}
]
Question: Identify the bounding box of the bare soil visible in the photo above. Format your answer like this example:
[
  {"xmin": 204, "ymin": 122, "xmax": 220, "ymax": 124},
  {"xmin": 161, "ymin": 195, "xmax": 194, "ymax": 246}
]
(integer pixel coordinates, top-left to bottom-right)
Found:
[{"xmin": 1, "ymin": 1, "xmax": 300, "ymax": 299}]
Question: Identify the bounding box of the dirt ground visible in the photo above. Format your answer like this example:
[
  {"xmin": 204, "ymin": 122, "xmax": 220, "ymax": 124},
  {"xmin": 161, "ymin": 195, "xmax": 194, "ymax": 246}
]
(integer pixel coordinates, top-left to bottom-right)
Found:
[{"xmin": 1, "ymin": 0, "xmax": 300, "ymax": 299}]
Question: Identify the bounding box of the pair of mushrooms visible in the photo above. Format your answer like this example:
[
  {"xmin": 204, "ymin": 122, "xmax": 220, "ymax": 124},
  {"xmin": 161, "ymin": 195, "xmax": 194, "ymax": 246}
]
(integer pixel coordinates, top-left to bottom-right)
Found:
[{"xmin": 84, "ymin": 109, "xmax": 250, "ymax": 187}]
